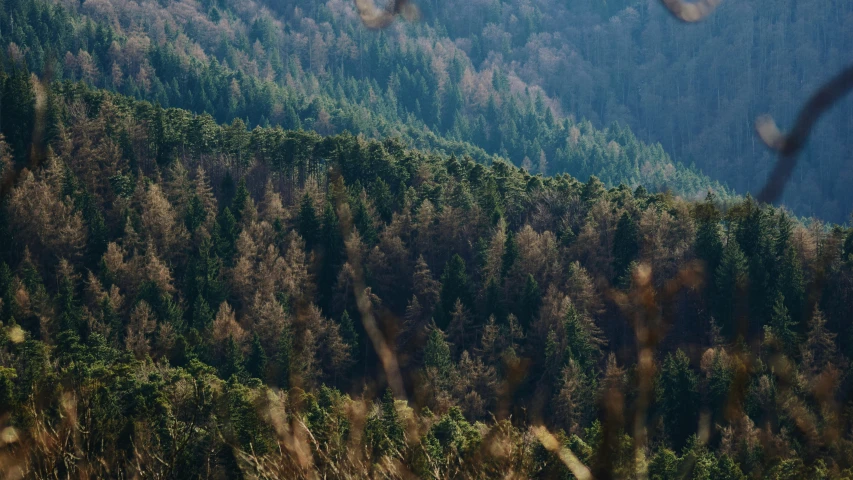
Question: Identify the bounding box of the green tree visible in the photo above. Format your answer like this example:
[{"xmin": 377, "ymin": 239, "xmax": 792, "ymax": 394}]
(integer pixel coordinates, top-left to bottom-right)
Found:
[
  {"xmin": 517, "ymin": 274, "xmax": 541, "ymax": 330},
  {"xmin": 766, "ymin": 292, "xmax": 797, "ymax": 357},
  {"xmin": 220, "ymin": 336, "xmax": 246, "ymax": 382},
  {"xmin": 424, "ymin": 326, "xmax": 453, "ymax": 380},
  {"xmin": 656, "ymin": 350, "xmax": 699, "ymax": 450},
  {"xmin": 502, "ymin": 229, "xmax": 518, "ymax": 278},
  {"xmin": 648, "ymin": 448, "xmax": 679, "ymax": 480},
  {"xmin": 436, "ymin": 254, "xmax": 471, "ymax": 329},
  {"xmin": 612, "ymin": 212, "xmax": 639, "ymax": 283},
  {"xmin": 715, "ymin": 239, "xmax": 749, "ymax": 339},
  {"xmin": 246, "ymin": 333, "xmax": 268, "ymax": 380},
  {"xmin": 297, "ymin": 193, "xmax": 320, "ymax": 248}
]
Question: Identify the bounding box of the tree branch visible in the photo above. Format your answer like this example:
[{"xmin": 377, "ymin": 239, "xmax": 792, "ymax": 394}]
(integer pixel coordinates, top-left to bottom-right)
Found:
[
  {"xmin": 354, "ymin": 0, "xmax": 419, "ymax": 29},
  {"xmin": 659, "ymin": 0, "xmax": 722, "ymax": 23},
  {"xmin": 756, "ymin": 63, "xmax": 853, "ymax": 203}
]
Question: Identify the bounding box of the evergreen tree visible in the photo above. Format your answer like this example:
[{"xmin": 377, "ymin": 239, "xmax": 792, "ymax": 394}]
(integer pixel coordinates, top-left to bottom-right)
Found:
[
  {"xmin": 647, "ymin": 448, "xmax": 679, "ymax": 480},
  {"xmin": 766, "ymin": 292, "xmax": 797, "ymax": 357},
  {"xmin": 220, "ymin": 336, "xmax": 246, "ymax": 382},
  {"xmin": 502, "ymin": 229, "xmax": 518, "ymax": 278},
  {"xmin": 715, "ymin": 239, "xmax": 749, "ymax": 339},
  {"xmin": 656, "ymin": 350, "xmax": 699, "ymax": 450},
  {"xmin": 695, "ymin": 193, "xmax": 723, "ymax": 278},
  {"xmin": 612, "ymin": 212, "xmax": 639, "ymax": 283},
  {"xmin": 777, "ymin": 246, "xmax": 805, "ymax": 331},
  {"xmin": 482, "ymin": 276, "xmax": 506, "ymax": 324},
  {"xmin": 339, "ymin": 310, "xmax": 359, "ymax": 361},
  {"xmin": 215, "ymin": 207, "xmax": 239, "ymax": 263},
  {"xmin": 1, "ymin": 69, "xmax": 36, "ymax": 164},
  {"xmin": 297, "ymin": 193, "xmax": 320, "ymax": 249},
  {"xmin": 246, "ymin": 333, "xmax": 268, "ymax": 380},
  {"xmin": 436, "ymin": 254, "xmax": 471, "ymax": 329},
  {"xmin": 424, "ymin": 326, "xmax": 453, "ymax": 380},
  {"xmin": 517, "ymin": 274, "xmax": 540, "ymax": 330},
  {"xmin": 232, "ymin": 177, "xmax": 251, "ymax": 224},
  {"xmin": 318, "ymin": 202, "xmax": 343, "ymax": 310},
  {"xmin": 276, "ymin": 323, "xmax": 294, "ymax": 389}
]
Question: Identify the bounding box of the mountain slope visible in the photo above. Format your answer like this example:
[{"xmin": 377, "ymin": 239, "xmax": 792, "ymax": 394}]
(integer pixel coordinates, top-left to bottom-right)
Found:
[
  {"xmin": 413, "ymin": 0, "xmax": 853, "ymax": 220},
  {"xmin": 0, "ymin": 77, "xmax": 850, "ymax": 478},
  {"xmin": 0, "ymin": 0, "xmax": 729, "ymax": 199}
]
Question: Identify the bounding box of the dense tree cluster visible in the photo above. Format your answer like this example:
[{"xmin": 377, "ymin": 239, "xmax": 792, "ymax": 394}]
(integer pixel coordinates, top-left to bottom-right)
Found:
[
  {"xmin": 4, "ymin": 0, "xmax": 847, "ymax": 219},
  {"xmin": 0, "ymin": 77, "xmax": 851, "ymax": 478},
  {"xmin": 0, "ymin": 0, "xmax": 728, "ymax": 201}
]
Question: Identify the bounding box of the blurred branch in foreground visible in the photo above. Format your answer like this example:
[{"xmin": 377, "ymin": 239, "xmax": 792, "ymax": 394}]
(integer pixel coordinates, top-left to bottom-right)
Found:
[
  {"xmin": 756, "ymin": 64, "xmax": 853, "ymax": 204},
  {"xmin": 659, "ymin": 0, "xmax": 722, "ymax": 22},
  {"xmin": 354, "ymin": 0, "xmax": 419, "ymax": 29}
]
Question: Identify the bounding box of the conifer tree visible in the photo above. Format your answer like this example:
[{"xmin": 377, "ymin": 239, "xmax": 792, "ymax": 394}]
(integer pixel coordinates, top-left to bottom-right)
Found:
[
  {"xmin": 436, "ymin": 254, "xmax": 471, "ymax": 329},
  {"xmin": 339, "ymin": 310, "xmax": 359, "ymax": 361},
  {"xmin": 297, "ymin": 193, "xmax": 320, "ymax": 249},
  {"xmin": 502, "ymin": 229, "xmax": 518, "ymax": 278},
  {"xmin": 517, "ymin": 274, "xmax": 541, "ymax": 330},
  {"xmin": 424, "ymin": 326, "xmax": 453, "ymax": 381},
  {"xmin": 695, "ymin": 193, "xmax": 723, "ymax": 278},
  {"xmin": 318, "ymin": 202, "xmax": 344, "ymax": 310},
  {"xmin": 656, "ymin": 350, "xmax": 699, "ymax": 450},
  {"xmin": 715, "ymin": 239, "xmax": 749, "ymax": 339},
  {"xmin": 276, "ymin": 323, "xmax": 294, "ymax": 389},
  {"xmin": 767, "ymin": 292, "xmax": 797, "ymax": 357},
  {"xmin": 246, "ymin": 332, "xmax": 268, "ymax": 380},
  {"xmin": 612, "ymin": 212, "xmax": 639, "ymax": 283},
  {"xmin": 221, "ymin": 336, "xmax": 247, "ymax": 382}
]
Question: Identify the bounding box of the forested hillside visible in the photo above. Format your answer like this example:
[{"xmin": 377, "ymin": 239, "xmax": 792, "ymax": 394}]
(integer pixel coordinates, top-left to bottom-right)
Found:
[
  {"xmin": 413, "ymin": 0, "xmax": 853, "ymax": 220},
  {"xmin": 0, "ymin": 76, "xmax": 851, "ymax": 478},
  {"xmin": 3, "ymin": 0, "xmax": 844, "ymax": 219},
  {"xmin": 0, "ymin": 0, "xmax": 729, "ymax": 199}
]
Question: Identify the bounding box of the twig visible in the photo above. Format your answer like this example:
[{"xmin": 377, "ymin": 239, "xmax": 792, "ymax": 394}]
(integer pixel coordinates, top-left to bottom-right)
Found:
[
  {"xmin": 354, "ymin": 0, "xmax": 419, "ymax": 29},
  {"xmin": 756, "ymin": 64, "xmax": 853, "ymax": 203},
  {"xmin": 659, "ymin": 0, "xmax": 722, "ymax": 23}
]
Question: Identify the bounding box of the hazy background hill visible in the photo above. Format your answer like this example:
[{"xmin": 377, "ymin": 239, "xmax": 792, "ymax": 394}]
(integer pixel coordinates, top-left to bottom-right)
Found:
[
  {"xmin": 1, "ymin": 0, "xmax": 733, "ymax": 200},
  {"xmin": 411, "ymin": 0, "xmax": 853, "ymax": 220}
]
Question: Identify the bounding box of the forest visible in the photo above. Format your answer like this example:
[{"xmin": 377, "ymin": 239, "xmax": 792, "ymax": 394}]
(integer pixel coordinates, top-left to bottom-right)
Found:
[
  {"xmin": 0, "ymin": 0, "xmax": 852, "ymax": 478},
  {"xmin": 0, "ymin": 72, "xmax": 850, "ymax": 478},
  {"xmin": 0, "ymin": 0, "xmax": 729, "ymax": 201}
]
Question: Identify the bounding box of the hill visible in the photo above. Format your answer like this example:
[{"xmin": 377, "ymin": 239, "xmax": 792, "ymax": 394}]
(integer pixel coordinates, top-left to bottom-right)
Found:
[
  {"xmin": 0, "ymin": 0, "xmax": 730, "ymax": 199},
  {"xmin": 0, "ymin": 78, "xmax": 851, "ymax": 477}
]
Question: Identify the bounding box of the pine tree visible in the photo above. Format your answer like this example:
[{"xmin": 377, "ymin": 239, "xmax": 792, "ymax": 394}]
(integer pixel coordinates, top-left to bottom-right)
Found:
[
  {"xmin": 246, "ymin": 332, "xmax": 268, "ymax": 380},
  {"xmin": 656, "ymin": 350, "xmax": 699, "ymax": 450},
  {"xmin": 276, "ymin": 323, "xmax": 294, "ymax": 389},
  {"xmin": 766, "ymin": 292, "xmax": 797, "ymax": 357},
  {"xmin": 318, "ymin": 202, "xmax": 344, "ymax": 310},
  {"xmin": 424, "ymin": 326, "xmax": 453, "ymax": 381},
  {"xmin": 297, "ymin": 193, "xmax": 320, "ymax": 249},
  {"xmin": 517, "ymin": 274, "xmax": 541, "ymax": 330},
  {"xmin": 802, "ymin": 309, "xmax": 836, "ymax": 373},
  {"xmin": 482, "ymin": 276, "xmax": 506, "ymax": 324},
  {"xmin": 232, "ymin": 177, "xmax": 251, "ymax": 224},
  {"xmin": 710, "ymin": 455, "xmax": 747, "ymax": 480},
  {"xmin": 339, "ymin": 310, "xmax": 359, "ymax": 361},
  {"xmin": 502, "ymin": 229, "xmax": 519, "ymax": 279},
  {"xmin": 563, "ymin": 303, "xmax": 601, "ymax": 371},
  {"xmin": 715, "ymin": 239, "xmax": 749, "ymax": 339},
  {"xmin": 215, "ymin": 207, "xmax": 239, "ymax": 263},
  {"xmin": 220, "ymin": 336, "xmax": 247, "ymax": 382},
  {"xmin": 695, "ymin": 193, "xmax": 723, "ymax": 279},
  {"xmin": 612, "ymin": 212, "xmax": 639, "ymax": 283},
  {"xmin": 1, "ymin": 69, "xmax": 36, "ymax": 164},
  {"xmin": 436, "ymin": 254, "xmax": 471, "ymax": 329},
  {"xmin": 777, "ymin": 245, "xmax": 805, "ymax": 331},
  {"xmin": 381, "ymin": 388, "xmax": 406, "ymax": 452},
  {"xmin": 647, "ymin": 448, "xmax": 679, "ymax": 480}
]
